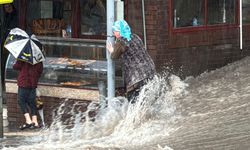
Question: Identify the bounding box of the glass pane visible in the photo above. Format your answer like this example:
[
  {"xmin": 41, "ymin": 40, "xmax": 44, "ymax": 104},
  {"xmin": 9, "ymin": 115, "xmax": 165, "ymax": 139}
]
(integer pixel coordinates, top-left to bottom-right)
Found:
[
  {"xmin": 5, "ymin": 38, "xmax": 124, "ymax": 89},
  {"xmin": 173, "ymin": 0, "xmax": 205, "ymax": 28},
  {"xmin": 40, "ymin": 39, "xmax": 123, "ymax": 88},
  {"xmin": 43, "ymin": 42, "xmax": 106, "ymax": 60},
  {"xmin": 26, "ymin": 0, "xmax": 72, "ymax": 37},
  {"xmin": 243, "ymin": 0, "xmax": 250, "ymax": 24},
  {"xmin": 80, "ymin": 0, "xmax": 106, "ymax": 36},
  {"xmin": 208, "ymin": 0, "xmax": 236, "ymax": 25}
]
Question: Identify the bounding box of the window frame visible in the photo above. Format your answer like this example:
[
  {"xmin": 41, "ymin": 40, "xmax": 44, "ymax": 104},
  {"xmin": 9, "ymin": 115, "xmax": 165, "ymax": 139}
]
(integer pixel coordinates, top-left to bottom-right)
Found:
[
  {"xmin": 169, "ymin": 0, "xmax": 240, "ymax": 34},
  {"xmin": 19, "ymin": 0, "xmax": 108, "ymax": 39}
]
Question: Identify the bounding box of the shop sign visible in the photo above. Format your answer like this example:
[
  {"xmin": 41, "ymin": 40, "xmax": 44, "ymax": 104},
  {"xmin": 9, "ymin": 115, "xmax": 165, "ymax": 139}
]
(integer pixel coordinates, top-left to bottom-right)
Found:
[{"xmin": 0, "ymin": 0, "xmax": 13, "ymax": 4}]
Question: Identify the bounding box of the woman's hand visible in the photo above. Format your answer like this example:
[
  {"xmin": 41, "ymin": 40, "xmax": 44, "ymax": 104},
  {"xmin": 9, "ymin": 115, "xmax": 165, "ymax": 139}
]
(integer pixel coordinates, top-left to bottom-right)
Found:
[{"xmin": 106, "ymin": 41, "xmax": 114, "ymax": 54}]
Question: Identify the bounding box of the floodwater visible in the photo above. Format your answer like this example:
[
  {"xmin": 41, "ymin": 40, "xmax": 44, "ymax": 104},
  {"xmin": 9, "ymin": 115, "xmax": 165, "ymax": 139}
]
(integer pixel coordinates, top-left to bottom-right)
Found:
[{"xmin": 1, "ymin": 56, "xmax": 250, "ymax": 150}]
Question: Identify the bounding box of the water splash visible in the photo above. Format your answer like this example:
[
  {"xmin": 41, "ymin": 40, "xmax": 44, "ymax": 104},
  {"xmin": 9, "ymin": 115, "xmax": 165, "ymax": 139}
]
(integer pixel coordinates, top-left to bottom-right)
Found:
[
  {"xmin": 3, "ymin": 73, "xmax": 187, "ymax": 150},
  {"xmin": 3, "ymin": 57, "xmax": 250, "ymax": 149}
]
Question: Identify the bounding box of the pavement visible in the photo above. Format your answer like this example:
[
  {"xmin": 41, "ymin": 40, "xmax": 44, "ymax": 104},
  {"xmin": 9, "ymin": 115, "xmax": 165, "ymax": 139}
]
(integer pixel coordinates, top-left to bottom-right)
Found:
[
  {"xmin": 1, "ymin": 107, "xmax": 42, "ymax": 149},
  {"xmin": 1, "ymin": 130, "xmax": 42, "ymax": 149},
  {"xmin": 2, "ymin": 105, "xmax": 40, "ymax": 138}
]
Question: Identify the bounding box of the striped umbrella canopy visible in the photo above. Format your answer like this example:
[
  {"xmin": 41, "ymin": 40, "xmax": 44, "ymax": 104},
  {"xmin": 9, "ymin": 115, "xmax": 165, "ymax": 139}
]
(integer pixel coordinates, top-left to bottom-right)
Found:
[{"xmin": 4, "ymin": 28, "xmax": 45, "ymax": 65}]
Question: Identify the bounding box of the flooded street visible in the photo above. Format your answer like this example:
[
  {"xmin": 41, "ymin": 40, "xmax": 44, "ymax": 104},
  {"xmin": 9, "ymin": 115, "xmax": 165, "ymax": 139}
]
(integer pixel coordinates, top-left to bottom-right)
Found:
[
  {"xmin": 159, "ymin": 56, "xmax": 250, "ymax": 150},
  {"xmin": 2, "ymin": 56, "xmax": 250, "ymax": 150}
]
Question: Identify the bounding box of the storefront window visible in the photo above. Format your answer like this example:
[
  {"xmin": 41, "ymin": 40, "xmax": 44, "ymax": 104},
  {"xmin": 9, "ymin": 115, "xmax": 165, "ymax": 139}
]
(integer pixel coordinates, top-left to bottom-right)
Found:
[
  {"xmin": 17, "ymin": 0, "xmax": 124, "ymax": 90},
  {"xmin": 173, "ymin": 0, "xmax": 236, "ymax": 28},
  {"xmin": 243, "ymin": 0, "xmax": 250, "ymax": 24},
  {"xmin": 26, "ymin": 0, "xmax": 72, "ymax": 37},
  {"xmin": 80, "ymin": 0, "xmax": 106, "ymax": 36},
  {"xmin": 5, "ymin": 38, "xmax": 124, "ymax": 89}
]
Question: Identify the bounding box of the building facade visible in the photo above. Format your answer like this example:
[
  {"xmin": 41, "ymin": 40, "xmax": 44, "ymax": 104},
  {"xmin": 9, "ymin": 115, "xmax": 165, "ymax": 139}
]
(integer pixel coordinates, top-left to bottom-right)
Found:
[
  {"xmin": 1, "ymin": 0, "xmax": 250, "ymax": 128},
  {"xmin": 128, "ymin": 0, "xmax": 250, "ymax": 78}
]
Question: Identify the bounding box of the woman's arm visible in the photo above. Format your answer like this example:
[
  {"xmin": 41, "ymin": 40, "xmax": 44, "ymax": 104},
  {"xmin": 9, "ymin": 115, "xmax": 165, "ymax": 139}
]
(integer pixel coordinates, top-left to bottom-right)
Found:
[{"xmin": 106, "ymin": 40, "xmax": 126, "ymax": 59}]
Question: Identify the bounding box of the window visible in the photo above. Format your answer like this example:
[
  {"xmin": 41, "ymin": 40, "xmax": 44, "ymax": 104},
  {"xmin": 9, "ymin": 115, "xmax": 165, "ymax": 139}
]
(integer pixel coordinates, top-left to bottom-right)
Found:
[
  {"xmin": 25, "ymin": 0, "xmax": 108, "ymax": 38},
  {"xmin": 80, "ymin": 0, "xmax": 106, "ymax": 36},
  {"xmin": 173, "ymin": 0, "xmax": 205, "ymax": 28},
  {"xmin": 26, "ymin": 0, "xmax": 72, "ymax": 37},
  {"xmin": 15, "ymin": 0, "xmax": 124, "ymax": 90},
  {"xmin": 243, "ymin": 0, "xmax": 250, "ymax": 24},
  {"xmin": 173, "ymin": 0, "xmax": 237, "ymax": 29},
  {"xmin": 208, "ymin": 0, "xmax": 235, "ymax": 25}
]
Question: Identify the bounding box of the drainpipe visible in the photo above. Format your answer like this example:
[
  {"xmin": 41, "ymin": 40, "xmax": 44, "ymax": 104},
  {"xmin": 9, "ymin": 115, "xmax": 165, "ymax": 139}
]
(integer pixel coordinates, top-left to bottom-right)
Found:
[
  {"xmin": 240, "ymin": 0, "xmax": 243, "ymax": 49},
  {"xmin": 107, "ymin": 0, "xmax": 115, "ymax": 99},
  {"xmin": 223, "ymin": 0, "xmax": 226, "ymax": 23},
  {"xmin": 142, "ymin": 0, "xmax": 147, "ymax": 49}
]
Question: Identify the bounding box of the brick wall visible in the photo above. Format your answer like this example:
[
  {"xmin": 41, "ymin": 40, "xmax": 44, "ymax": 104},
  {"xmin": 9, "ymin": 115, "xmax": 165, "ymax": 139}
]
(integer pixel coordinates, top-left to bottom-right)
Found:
[
  {"xmin": 145, "ymin": 0, "xmax": 167, "ymax": 61},
  {"xmin": 7, "ymin": 93, "xmax": 92, "ymax": 130},
  {"xmin": 127, "ymin": 0, "xmax": 250, "ymax": 78},
  {"xmin": 126, "ymin": 0, "xmax": 168, "ymax": 64},
  {"xmin": 126, "ymin": 0, "xmax": 169, "ymax": 69},
  {"xmin": 126, "ymin": 0, "xmax": 144, "ymax": 39}
]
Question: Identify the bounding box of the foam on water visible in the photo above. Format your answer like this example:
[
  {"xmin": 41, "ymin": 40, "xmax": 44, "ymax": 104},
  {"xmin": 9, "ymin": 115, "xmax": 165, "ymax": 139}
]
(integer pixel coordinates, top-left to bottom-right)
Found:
[
  {"xmin": 3, "ymin": 73, "xmax": 187, "ymax": 150},
  {"xmin": 3, "ymin": 56, "xmax": 250, "ymax": 150}
]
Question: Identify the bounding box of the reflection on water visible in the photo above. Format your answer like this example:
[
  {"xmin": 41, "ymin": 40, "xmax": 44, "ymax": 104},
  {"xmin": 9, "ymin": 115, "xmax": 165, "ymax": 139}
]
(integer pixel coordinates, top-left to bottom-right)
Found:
[{"xmin": 2, "ymin": 57, "xmax": 250, "ymax": 150}]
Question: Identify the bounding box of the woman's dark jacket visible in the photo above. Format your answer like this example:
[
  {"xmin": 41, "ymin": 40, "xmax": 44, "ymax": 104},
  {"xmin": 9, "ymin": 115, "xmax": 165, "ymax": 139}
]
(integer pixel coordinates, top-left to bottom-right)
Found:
[
  {"xmin": 111, "ymin": 34, "xmax": 156, "ymax": 92},
  {"xmin": 13, "ymin": 61, "xmax": 43, "ymax": 88}
]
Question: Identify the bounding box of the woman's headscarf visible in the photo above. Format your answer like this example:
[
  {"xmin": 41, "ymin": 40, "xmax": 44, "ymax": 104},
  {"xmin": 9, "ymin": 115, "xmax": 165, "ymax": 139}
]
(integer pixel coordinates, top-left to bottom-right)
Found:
[{"xmin": 112, "ymin": 20, "xmax": 131, "ymax": 41}]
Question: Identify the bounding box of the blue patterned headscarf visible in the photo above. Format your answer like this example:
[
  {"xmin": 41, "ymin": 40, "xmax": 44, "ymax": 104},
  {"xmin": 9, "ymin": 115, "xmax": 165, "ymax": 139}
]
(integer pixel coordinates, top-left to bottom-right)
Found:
[{"xmin": 112, "ymin": 20, "xmax": 132, "ymax": 41}]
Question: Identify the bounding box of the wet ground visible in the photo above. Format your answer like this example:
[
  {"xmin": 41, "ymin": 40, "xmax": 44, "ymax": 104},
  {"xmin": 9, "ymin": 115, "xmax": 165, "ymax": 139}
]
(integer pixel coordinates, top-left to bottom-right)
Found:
[
  {"xmin": 1, "ymin": 57, "xmax": 250, "ymax": 150},
  {"xmin": 154, "ymin": 98, "xmax": 250, "ymax": 150},
  {"xmin": 151, "ymin": 57, "xmax": 250, "ymax": 150},
  {"xmin": 0, "ymin": 130, "xmax": 41, "ymax": 149}
]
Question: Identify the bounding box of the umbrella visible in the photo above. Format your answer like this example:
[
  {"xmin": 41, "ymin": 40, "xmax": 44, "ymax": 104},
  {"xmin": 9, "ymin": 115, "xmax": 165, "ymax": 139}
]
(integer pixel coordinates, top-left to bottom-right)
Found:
[{"xmin": 4, "ymin": 28, "xmax": 45, "ymax": 65}]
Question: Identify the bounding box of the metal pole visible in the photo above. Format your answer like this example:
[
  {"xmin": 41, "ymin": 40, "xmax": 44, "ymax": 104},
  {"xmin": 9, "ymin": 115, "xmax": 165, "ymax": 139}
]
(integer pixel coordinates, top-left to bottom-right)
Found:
[
  {"xmin": 106, "ymin": 0, "xmax": 115, "ymax": 99},
  {"xmin": 240, "ymin": 0, "xmax": 243, "ymax": 49},
  {"xmin": 142, "ymin": 0, "xmax": 147, "ymax": 49}
]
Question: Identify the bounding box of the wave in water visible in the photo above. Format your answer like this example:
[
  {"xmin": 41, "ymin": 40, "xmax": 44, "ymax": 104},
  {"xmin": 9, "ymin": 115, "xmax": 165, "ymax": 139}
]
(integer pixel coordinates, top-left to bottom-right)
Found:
[{"xmin": 3, "ymin": 56, "xmax": 250, "ymax": 149}]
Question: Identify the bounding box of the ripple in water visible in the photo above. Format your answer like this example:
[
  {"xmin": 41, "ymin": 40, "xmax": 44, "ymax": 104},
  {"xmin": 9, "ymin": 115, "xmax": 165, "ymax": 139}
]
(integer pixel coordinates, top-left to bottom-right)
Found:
[
  {"xmin": 3, "ymin": 73, "xmax": 187, "ymax": 150},
  {"xmin": 3, "ymin": 57, "xmax": 250, "ymax": 149}
]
